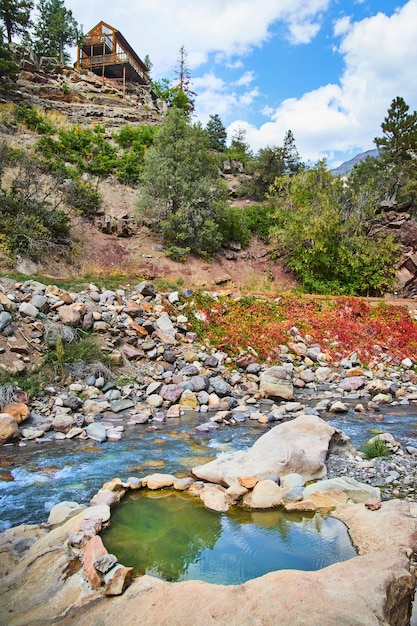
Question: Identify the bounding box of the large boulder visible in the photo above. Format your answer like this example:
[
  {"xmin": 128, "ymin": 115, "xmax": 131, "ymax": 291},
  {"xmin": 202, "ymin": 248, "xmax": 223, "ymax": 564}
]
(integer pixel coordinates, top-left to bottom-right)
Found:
[
  {"xmin": 259, "ymin": 366, "xmax": 294, "ymax": 400},
  {"xmin": 0, "ymin": 413, "xmax": 19, "ymax": 442},
  {"xmin": 192, "ymin": 414, "xmax": 352, "ymax": 487}
]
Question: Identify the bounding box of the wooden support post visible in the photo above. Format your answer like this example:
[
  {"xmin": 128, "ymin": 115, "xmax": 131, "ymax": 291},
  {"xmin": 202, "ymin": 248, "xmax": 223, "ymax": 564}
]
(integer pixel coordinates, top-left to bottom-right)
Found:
[{"xmin": 123, "ymin": 64, "xmax": 126, "ymax": 98}]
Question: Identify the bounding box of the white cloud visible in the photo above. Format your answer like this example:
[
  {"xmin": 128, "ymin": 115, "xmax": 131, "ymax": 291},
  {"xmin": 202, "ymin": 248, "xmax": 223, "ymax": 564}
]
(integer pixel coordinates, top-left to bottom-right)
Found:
[
  {"xmin": 67, "ymin": 0, "xmax": 331, "ymax": 74},
  {"xmin": 239, "ymin": 1, "xmax": 417, "ymax": 164},
  {"xmin": 333, "ymin": 16, "xmax": 351, "ymax": 37},
  {"xmin": 233, "ymin": 71, "xmax": 256, "ymax": 87},
  {"xmin": 287, "ymin": 20, "xmax": 321, "ymax": 44}
]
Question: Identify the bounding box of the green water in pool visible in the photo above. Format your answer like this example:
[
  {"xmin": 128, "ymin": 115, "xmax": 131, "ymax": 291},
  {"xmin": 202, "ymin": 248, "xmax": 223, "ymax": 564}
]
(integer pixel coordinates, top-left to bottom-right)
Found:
[{"xmin": 102, "ymin": 489, "xmax": 357, "ymax": 585}]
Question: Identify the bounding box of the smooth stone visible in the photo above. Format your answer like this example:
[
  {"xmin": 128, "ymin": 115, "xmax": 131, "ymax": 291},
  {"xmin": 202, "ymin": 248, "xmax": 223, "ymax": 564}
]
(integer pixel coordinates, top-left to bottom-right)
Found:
[
  {"xmin": 242, "ymin": 480, "xmax": 285, "ymax": 509},
  {"xmin": 199, "ymin": 484, "xmax": 231, "ymax": 512},
  {"xmin": 85, "ymin": 423, "xmax": 107, "ymax": 442},
  {"xmin": 47, "ymin": 501, "xmax": 86, "ymax": 525},
  {"xmin": 82, "ymin": 505, "xmax": 111, "ymax": 523},
  {"xmin": 303, "ymin": 477, "xmax": 380, "ymax": 503},
  {"xmin": 143, "ymin": 473, "xmax": 176, "ymax": 489}
]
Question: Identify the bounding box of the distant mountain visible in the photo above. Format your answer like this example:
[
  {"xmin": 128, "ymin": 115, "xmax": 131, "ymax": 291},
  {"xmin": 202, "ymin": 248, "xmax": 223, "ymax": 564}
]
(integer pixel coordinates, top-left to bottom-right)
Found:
[{"xmin": 331, "ymin": 149, "xmax": 379, "ymax": 176}]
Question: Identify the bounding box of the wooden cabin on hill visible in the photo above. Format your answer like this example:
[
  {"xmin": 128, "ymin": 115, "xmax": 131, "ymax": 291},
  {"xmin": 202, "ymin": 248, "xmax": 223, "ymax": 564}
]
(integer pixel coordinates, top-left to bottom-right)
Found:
[{"xmin": 75, "ymin": 21, "xmax": 149, "ymax": 91}]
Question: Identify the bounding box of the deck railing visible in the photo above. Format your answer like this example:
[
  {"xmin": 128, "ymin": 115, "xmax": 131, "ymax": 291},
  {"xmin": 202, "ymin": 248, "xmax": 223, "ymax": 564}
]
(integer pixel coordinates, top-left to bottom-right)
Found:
[{"xmin": 80, "ymin": 51, "xmax": 148, "ymax": 82}]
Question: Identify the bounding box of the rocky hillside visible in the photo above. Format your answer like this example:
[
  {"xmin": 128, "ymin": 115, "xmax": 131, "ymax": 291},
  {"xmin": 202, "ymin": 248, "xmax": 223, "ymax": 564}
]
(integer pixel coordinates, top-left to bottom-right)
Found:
[
  {"xmin": 1, "ymin": 48, "xmax": 417, "ymax": 296},
  {"xmin": 0, "ymin": 47, "xmax": 297, "ymax": 291}
]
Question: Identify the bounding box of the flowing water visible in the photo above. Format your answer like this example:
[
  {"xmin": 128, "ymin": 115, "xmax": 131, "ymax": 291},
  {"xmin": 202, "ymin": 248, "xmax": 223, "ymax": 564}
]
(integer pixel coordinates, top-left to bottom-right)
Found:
[{"xmin": 0, "ymin": 404, "xmax": 416, "ymax": 533}]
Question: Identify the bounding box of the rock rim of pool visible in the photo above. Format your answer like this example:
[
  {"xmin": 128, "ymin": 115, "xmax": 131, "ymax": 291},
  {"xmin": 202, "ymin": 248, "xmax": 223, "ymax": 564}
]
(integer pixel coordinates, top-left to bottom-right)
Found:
[{"xmin": 1, "ymin": 415, "xmax": 416, "ymax": 625}]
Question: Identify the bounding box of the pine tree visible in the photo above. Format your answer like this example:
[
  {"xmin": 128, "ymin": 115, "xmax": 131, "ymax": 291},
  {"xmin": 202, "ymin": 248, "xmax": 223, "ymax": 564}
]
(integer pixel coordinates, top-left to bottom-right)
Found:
[
  {"xmin": 138, "ymin": 108, "xmax": 228, "ymax": 256},
  {"xmin": 0, "ymin": 0, "xmax": 33, "ymax": 44},
  {"xmin": 173, "ymin": 45, "xmax": 196, "ymax": 113},
  {"xmin": 206, "ymin": 114, "xmax": 227, "ymax": 152},
  {"xmin": 33, "ymin": 0, "xmax": 79, "ymax": 64},
  {"xmin": 374, "ymin": 97, "xmax": 417, "ymax": 162},
  {"xmin": 283, "ymin": 130, "xmax": 303, "ymax": 174}
]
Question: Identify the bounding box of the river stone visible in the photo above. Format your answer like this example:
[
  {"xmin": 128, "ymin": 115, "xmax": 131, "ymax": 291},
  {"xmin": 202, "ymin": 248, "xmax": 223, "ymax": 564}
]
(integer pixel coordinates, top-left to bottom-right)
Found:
[
  {"xmin": 2, "ymin": 402, "xmax": 30, "ymax": 424},
  {"xmin": 109, "ymin": 399, "xmax": 134, "ymax": 413},
  {"xmin": 0, "ymin": 413, "xmax": 19, "ymax": 442},
  {"xmin": 155, "ymin": 312, "xmax": 175, "ymax": 336},
  {"xmin": 372, "ymin": 393, "xmax": 393, "ymax": 404},
  {"xmin": 242, "ymin": 480, "xmax": 285, "ymax": 509},
  {"xmin": 0, "ymin": 311, "xmax": 12, "ymax": 330},
  {"xmin": 192, "ymin": 414, "xmax": 350, "ymax": 487},
  {"xmin": 18, "ymin": 302, "xmax": 39, "ymax": 318},
  {"xmin": 94, "ymin": 553, "xmax": 118, "ymax": 574},
  {"xmin": 83, "ymin": 399, "xmax": 110, "ymax": 414},
  {"xmin": 299, "ymin": 369, "xmax": 316, "ymax": 383},
  {"xmin": 82, "ymin": 504, "xmax": 111, "ymax": 523},
  {"xmin": 21, "ymin": 428, "xmax": 44, "ymax": 439},
  {"xmin": 166, "ymin": 404, "xmax": 181, "ymax": 417},
  {"xmin": 209, "ymin": 377, "xmax": 233, "ymax": 397},
  {"xmin": 259, "ymin": 367, "xmax": 294, "ymax": 400},
  {"xmin": 315, "ymin": 366, "xmax": 332, "ymax": 382},
  {"xmin": 90, "ymin": 489, "xmax": 120, "ymax": 507},
  {"xmin": 179, "ymin": 389, "xmax": 198, "ymax": 409},
  {"xmin": 329, "ymin": 401, "xmax": 349, "ymax": 413},
  {"xmin": 104, "ymin": 564, "xmax": 134, "ymax": 596},
  {"xmin": 52, "ymin": 414, "xmax": 75, "ymax": 433},
  {"xmin": 57, "ymin": 304, "xmax": 83, "ymax": 326},
  {"xmin": 338, "ymin": 376, "xmax": 365, "ymax": 392},
  {"xmin": 86, "ymin": 423, "xmax": 107, "ymax": 442},
  {"xmin": 280, "ymin": 473, "xmax": 305, "ymax": 490},
  {"xmin": 47, "ymin": 501, "xmax": 86, "ymax": 525},
  {"xmin": 160, "ymin": 384, "xmax": 184, "ymax": 403},
  {"xmin": 143, "ymin": 473, "xmax": 176, "ymax": 489},
  {"xmin": 307, "ymin": 490, "xmax": 349, "ymax": 510},
  {"xmin": 189, "ymin": 375, "xmax": 209, "ymax": 392},
  {"xmin": 146, "ymin": 394, "xmax": 163, "ymax": 408},
  {"xmin": 82, "ymin": 535, "xmax": 108, "ymax": 589},
  {"xmin": 199, "ymin": 484, "xmax": 231, "ymax": 512},
  {"xmin": 303, "ymin": 477, "xmax": 380, "ymax": 503},
  {"xmin": 173, "ymin": 477, "xmax": 194, "ymax": 491}
]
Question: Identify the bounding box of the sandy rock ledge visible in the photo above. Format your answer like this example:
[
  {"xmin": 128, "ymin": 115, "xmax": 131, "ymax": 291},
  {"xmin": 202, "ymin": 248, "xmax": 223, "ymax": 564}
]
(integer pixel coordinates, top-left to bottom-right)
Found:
[{"xmin": 0, "ymin": 498, "xmax": 416, "ymax": 626}]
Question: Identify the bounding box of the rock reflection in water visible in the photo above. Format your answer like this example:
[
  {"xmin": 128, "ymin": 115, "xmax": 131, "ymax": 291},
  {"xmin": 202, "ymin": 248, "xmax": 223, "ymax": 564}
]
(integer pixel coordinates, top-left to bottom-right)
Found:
[{"xmin": 102, "ymin": 490, "xmax": 357, "ymax": 585}]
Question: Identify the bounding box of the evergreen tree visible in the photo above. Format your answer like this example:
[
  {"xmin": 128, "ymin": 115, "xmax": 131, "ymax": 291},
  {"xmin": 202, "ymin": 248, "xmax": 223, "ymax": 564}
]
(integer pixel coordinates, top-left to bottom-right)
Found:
[
  {"xmin": 283, "ymin": 130, "xmax": 303, "ymax": 175},
  {"xmin": 138, "ymin": 107, "xmax": 228, "ymax": 257},
  {"xmin": 206, "ymin": 114, "xmax": 227, "ymax": 151},
  {"xmin": 374, "ymin": 96, "xmax": 417, "ymax": 162},
  {"xmin": 174, "ymin": 45, "xmax": 196, "ymax": 113},
  {"xmin": 33, "ymin": 0, "xmax": 79, "ymax": 64},
  {"xmin": 0, "ymin": 0, "xmax": 33, "ymax": 44},
  {"xmin": 0, "ymin": 33, "xmax": 19, "ymax": 80},
  {"xmin": 228, "ymin": 126, "xmax": 252, "ymax": 162}
]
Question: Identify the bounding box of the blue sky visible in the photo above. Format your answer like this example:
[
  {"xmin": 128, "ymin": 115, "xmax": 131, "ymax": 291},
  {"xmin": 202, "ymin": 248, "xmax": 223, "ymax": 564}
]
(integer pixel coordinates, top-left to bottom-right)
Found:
[{"xmin": 66, "ymin": 0, "xmax": 417, "ymax": 167}]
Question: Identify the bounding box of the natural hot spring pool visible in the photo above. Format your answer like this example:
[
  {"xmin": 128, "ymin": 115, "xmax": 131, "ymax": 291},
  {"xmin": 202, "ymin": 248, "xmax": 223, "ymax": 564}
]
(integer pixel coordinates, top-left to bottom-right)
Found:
[{"xmin": 102, "ymin": 490, "xmax": 357, "ymax": 585}]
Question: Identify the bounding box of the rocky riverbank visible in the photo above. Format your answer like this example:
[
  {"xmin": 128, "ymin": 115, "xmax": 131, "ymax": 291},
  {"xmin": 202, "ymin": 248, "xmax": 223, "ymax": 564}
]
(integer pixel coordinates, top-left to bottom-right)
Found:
[
  {"xmin": 1, "ymin": 277, "xmax": 417, "ymax": 624},
  {"xmin": 1, "ymin": 277, "xmax": 417, "ymax": 498}
]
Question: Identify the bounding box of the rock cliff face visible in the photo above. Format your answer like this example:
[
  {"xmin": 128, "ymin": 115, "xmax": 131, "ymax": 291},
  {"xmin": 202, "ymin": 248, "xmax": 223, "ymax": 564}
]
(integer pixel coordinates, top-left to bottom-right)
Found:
[{"xmin": 4, "ymin": 44, "xmax": 162, "ymax": 129}]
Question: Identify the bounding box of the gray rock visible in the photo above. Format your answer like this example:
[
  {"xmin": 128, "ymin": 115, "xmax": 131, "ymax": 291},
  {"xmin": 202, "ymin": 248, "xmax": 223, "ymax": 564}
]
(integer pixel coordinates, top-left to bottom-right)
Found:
[
  {"xmin": 259, "ymin": 367, "xmax": 294, "ymax": 400},
  {"xmin": 303, "ymin": 477, "xmax": 380, "ymax": 503},
  {"xmin": 209, "ymin": 377, "xmax": 233, "ymax": 397},
  {"xmin": 85, "ymin": 422, "xmax": 107, "ymax": 442},
  {"xmin": 18, "ymin": 302, "xmax": 39, "ymax": 318},
  {"xmin": 0, "ymin": 311, "xmax": 13, "ymax": 331}
]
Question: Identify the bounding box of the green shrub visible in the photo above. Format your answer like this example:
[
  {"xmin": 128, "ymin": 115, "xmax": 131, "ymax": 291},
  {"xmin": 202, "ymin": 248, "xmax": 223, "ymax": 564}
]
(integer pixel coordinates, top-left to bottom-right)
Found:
[
  {"xmin": 244, "ymin": 203, "xmax": 275, "ymax": 241},
  {"xmin": 219, "ymin": 205, "xmax": 251, "ymax": 248},
  {"xmin": 63, "ymin": 178, "xmax": 102, "ymax": 219},
  {"xmin": 36, "ymin": 125, "xmax": 117, "ymax": 178},
  {"xmin": 12, "ymin": 103, "xmax": 55, "ymax": 134},
  {"xmin": 113, "ymin": 125, "xmax": 156, "ymax": 149},
  {"xmin": 165, "ymin": 245, "xmax": 191, "ymax": 261},
  {"xmin": 362, "ymin": 438, "xmax": 391, "ymax": 459},
  {"xmin": 0, "ymin": 144, "xmax": 71, "ymax": 261}
]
